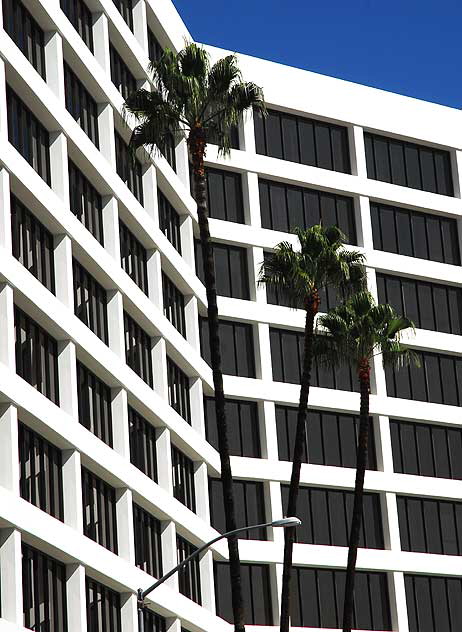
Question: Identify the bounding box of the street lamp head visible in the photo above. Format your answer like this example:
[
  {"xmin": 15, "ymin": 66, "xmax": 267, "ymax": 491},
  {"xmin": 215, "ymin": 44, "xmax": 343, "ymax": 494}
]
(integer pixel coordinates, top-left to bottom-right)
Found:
[{"xmin": 271, "ymin": 517, "xmax": 301, "ymax": 528}]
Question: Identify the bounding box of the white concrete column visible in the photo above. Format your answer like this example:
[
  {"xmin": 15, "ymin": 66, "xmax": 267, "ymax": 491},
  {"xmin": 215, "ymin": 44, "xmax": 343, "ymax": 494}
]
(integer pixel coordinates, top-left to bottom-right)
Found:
[
  {"xmin": 0, "ymin": 283, "xmax": 15, "ymax": 369},
  {"xmin": 0, "ymin": 168, "xmax": 12, "ymax": 252},
  {"xmin": 93, "ymin": 12, "xmax": 111, "ymax": 77},
  {"xmin": 116, "ymin": 487, "xmax": 136, "ymax": 563},
  {"xmin": 199, "ymin": 550, "xmax": 215, "ymax": 613},
  {"xmin": 121, "ymin": 593, "xmax": 138, "ymax": 632},
  {"xmin": 142, "ymin": 164, "xmax": 159, "ymax": 222},
  {"xmin": 160, "ymin": 521, "xmax": 179, "ymax": 590},
  {"xmin": 58, "ymin": 340, "xmax": 79, "ymax": 418},
  {"xmin": 0, "ymin": 528, "xmax": 22, "ymax": 624},
  {"xmin": 152, "ymin": 336, "xmax": 168, "ymax": 399},
  {"xmin": 241, "ymin": 107, "xmax": 256, "ymax": 154},
  {"xmin": 268, "ymin": 481, "xmax": 284, "ymax": 546},
  {"xmin": 107, "ymin": 289, "xmax": 125, "ymax": 360},
  {"xmin": 243, "ymin": 172, "xmax": 260, "ymax": 227},
  {"xmin": 355, "ymin": 195, "xmax": 373, "ymax": 250},
  {"xmin": 62, "ymin": 449, "xmax": 83, "ymax": 530},
  {"xmin": 349, "ymin": 125, "xmax": 367, "ymax": 177},
  {"xmin": 102, "ymin": 196, "xmax": 120, "ymax": 261},
  {"xmin": 0, "ymin": 404, "xmax": 20, "ymax": 494},
  {"xmin": 54, "ymin": 234, "xmax": 74, "ymax": 310},
  {"xmin": 261, "ymin": 400, "xmax": 278, "ymax": 461},
  {"xmin": 175, "ymin": 139, "xmax": 190, "ymax": 190},
  {"xmin": 98, "ymin": 103, "xmax": 116, "ymax": 168},
  {"xmin": 194, "ymin": 461, "xmax": 209, "ymax": 522},
  {"xmin": 0, "ymin": 58, "xmax": 8, "ymax": 141},
  {"xmin": 112, "ymin": 387, "xmax": 130, "ymax": 459},
  {"xmin": 270, "ymin": 563, "xmax": 282, "ymax": 627},
  {"xmin": 255, "ymin": 322, "xmax": 272, "ymax": 381},
  {"xmin": 156, "ymin": 427, "xmax": 173, "ymax": 494},
  {"xmin": 250, "ymin": 246, "xmax": 264, "ymax": 302},
  {"xmin": 147, "ymin": 249, "xmax": 163, "ymax": 308},
  {"xmin": 383, "ymin": 491, "xmax": 401, "ymax": 552},
  {"xmin": 44, "ymin": 31, "xmax": 65, "ymax": 103},
  {"xmin": 189, "ymin": 377, "xmax": 204, "ymax": 436},
  {"xmin": 66, "ymin": 564, "xmax": 87, "ymax": 632},
  {"xmin": 49, "ymin": 131, "xmax": 69, "ymax": 205},
  {"xmin": 391, "ymin": 571, "xmax": 410, "ymax": 632},
  {"xmin": 132, "ymin": 0, "xmax": 148, "ymax": 52},
  {"xmin": 377, "ymin": 414, "xmax": 394, "ymax": 473},
  {"xmin": 185, "ymin": 295, "xmax": 200, "ymax": 350},
  {"xmin": 180, "ymin": 214, "xmax": 195, "ymax": 268},
  {"xmin": 450, "ymin": 149, "xmax": 462, "ymax": 199}
]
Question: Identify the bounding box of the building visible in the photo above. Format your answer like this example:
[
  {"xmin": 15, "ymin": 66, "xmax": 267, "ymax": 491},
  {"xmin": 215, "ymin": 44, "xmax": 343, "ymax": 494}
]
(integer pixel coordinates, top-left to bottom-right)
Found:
[{"xmin": 0, "ymin": 0, "xmax": 461, "ymax": 630}]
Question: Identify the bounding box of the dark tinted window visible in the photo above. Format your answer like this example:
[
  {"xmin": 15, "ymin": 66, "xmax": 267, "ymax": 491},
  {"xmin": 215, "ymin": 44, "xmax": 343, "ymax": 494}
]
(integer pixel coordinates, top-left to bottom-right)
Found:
[
  {"xmin": 259, "ymin": 179, "xmax": 356, "ymax": 243},
  {"xmin": 200, "ymin": 318, "xmax": 256, "ymax": 378},
  {"xmin": 254, "ymin": 108, "xmax": 350, "ymax": 173},
  {"xmin": 207, "ymin": 124, "xmax": 240, "ymax": 150},
  {"xmin": 11, "ymin": 194, "xmax": 55, "ymax": 293},
  {"xmin": 195, "ymin": 240, "xmax": 250, "ymax": 299},
  {"xmin": 64, "ymin": 63, "xmax": 99, "ymax": 147},
  {"xmin": 60, "ymin": 0, "xmax": 93, "ymax": 51},
  {"xmin": 148, "ymin": 28, "xmax": 163, "ymax": 63},
  {"xmin": 86, "ymin": 577, "xmax": 121, "ymax": 632},
  {"xmin": 82, "ymin": 468, "xmax": 117, "ymax": 553},
  {"xmin": 177, "ymin": 536, "xmax": 201, "ymax": 604},
  {"xmin": 172, "ymin": 446, "xmax": 195, "ymax": 512},
  {"xmin": 204, "ymin": 396, "xmax": 260, "ymax": 458},
  {"xmin": 19, "ymin": 422, "xmax": 64, "ymax": 521},
  {"xmin": 167, "ymin": 357, "xmax": 191, "ymax": 423},
  {"xmin": 215, "ymin": 562, "xmax": 273, "ymax": 625},
  {"xmin": 3, "ymin": 0, "xmax": 46, "ymax": 77},
  {"xmin": 112, "ymin": 0, "xmax": 132, "ymax": 30},
  {"xmin": 205, "ymin": 167, "xmax": 244, "ymax": 223},
  {"xmin": 133, "ymin": 503, "xmax": 162, "ymax": 577},
  {"xmin": 209, "ymin": 478, "xmax": 266, "ymax": 539},
  {"xmin": 115, "ymin": 131, "xmax": 143, "ymax": 205},
  {"xmin": 390, "ymin": 418, "xmax": 462, "ymax": 480},
  {"xmin": 291, "ymin": 567, "xmax": 391, "ymax": 629},
  {"xmin": 120, "ymin": 221, "xmax": 148, "ymax": 295},
  {"xmin": 128, "ymin": 406, "xmax": 157, "ymax": 482},
  {"xmin": 377, "ymin": 272, "xmax": 462, "ymax": 334},
  {"xmin": 405, "ymin": 574, "xmax": 462, "ymax": 632},
  {"xmin": 282, "ymin": 485, "xmax": 383, "ymax": 548},
  {"xmin": 109, "ymin": 44, "xmax": 137, "ymax": 99},
  {"xmin": 162, "ymin": 273, "xmax": 186, "ymax": 337},
  {"xmin": 365, "ymin": 132, "xmax": 454, "ymax": 196},
  {"xmin": 68, "ymin": 161, "xmax": 104, "ymax": 244},
  {"xmin": 371, "ymin": 202, "xmax": 460, "ymax": 265},
  {"xmin": 15, "ymin": 306, "xmax": 59, "ymax": 405},
  {"xmin": 124, "ymin": 311, "xmax": 153, "ymax": 387},
  {"xmin": 73, "ymin": 259, "xmax": 108, "ymax": 344},
  {"xmin": 142, "ymin": 609, "xmax": 166, "ymax": 632},
  {"xmin": 158, "ymin": 190, "xmax": 181, "ymax": 253},
  {"xmin": 77, "ymin": 361, "xmax": 112, "ymax": 446}
]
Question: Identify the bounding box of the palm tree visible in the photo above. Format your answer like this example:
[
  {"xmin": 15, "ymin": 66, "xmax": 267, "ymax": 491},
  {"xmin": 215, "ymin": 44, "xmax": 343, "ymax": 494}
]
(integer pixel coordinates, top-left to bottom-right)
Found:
[
  {"xmin": 259, "ymin": 225, "xmax": 365, "ymax": 632},
  {"xmin": 123, "ymin": 43, "xmax": 265, "ymax": 632},
  {"xmin": 316, "ymin": 291, "xmax": 417, "ymax": 632}
]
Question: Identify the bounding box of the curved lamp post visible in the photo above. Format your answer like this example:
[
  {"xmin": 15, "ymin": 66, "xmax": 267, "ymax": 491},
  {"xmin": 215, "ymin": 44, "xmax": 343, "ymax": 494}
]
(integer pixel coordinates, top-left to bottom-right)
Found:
[{"xmin": 137, "ymin": 517, "xmax": 302, "ymax": 631}]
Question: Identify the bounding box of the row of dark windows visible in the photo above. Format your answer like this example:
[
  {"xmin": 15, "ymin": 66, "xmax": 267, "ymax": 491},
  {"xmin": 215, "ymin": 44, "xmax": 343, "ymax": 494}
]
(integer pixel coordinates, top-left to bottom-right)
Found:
[
  {"xmin": 60, "ymin": 0, "xmax": 93, "ymax": 51},
  {"xmin": 209, "ymin": 478, "xmax": 267, "ymax": 539},
  {"xmin": 167, "ymin": 357, "xmax": 191, "ymax": 423},
  {"xmin": 3, "ymin": 0, "xmax": 46, "ymax": 78},
  {"xmin": 109, "ymin": 43, "xmax": 137, "ymax": 100},
  {"xmin": 77, "ymin": 360, "xmax": 113, "ymax": 446},
  {"xmin": 64, "ymin": 62, "xmax": 99, "ymax": 147},
  {"xmin": 162, "ymin": 272, "xmax": 186, "ymax": 337},
  {"xmin": 124, "ymin": 310, "xmax": 153, "ymax": 386},
  {"xmin": 158, "ymin": 190, "xmax": 182, "ymax": 253},
  {"xmin": 205, "ymin": 167, "xmax": 245, "ymax": 223},
  {"xmin": 204, "ymin": 396, "xmax": 261, "ymax": 458},
  {"xmin": 73, "ymin": 258, "xmax": 109, "ymax": 343},
  {"xmin": 69, "ymin": 160, "xmax": 104, "ymax": 244},
  {"xmin": 115, "ymin": 131, "xmax": 144, "ymax": 204},
  {"xmin": 177, "ymin": 535, "xmax": 201, "ymax": 603},
  {"xmin": 120, "ymin": 220, "xmax": 149, "ymax": 295},
  {"xmin": 199, "ymin": 317, "xmax": 256, "ymax": 378},
  {"xmin": 112, "ymin": 0, "xmax": 133, "ymax": 30},
  {"xmin": 133, "ymin": 502, "xmax": 162, "ymax": 578},
  {"xmin": 195, "ymin": 239, "xmax": 250, "ymax": 300},
  {"xmin": 82, "ymin": 466, "xmax": 118, "ymax": 553},
  {"xmin": 129, "ymin": 405, "xmax": 158, "ymax": 482},
  {"xmin": 405, "ymin": 573, "xmax": 462, "ymax": 632},
  {"xmin": 172, "ymin": 445, "xmax": 195, "ymax": 512}
]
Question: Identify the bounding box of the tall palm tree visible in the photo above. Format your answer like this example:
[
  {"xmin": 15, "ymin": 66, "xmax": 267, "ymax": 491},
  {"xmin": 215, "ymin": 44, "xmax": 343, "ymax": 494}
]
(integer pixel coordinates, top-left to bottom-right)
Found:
[
  {"xmin": 123, "ymin": 43, "xmax": 265, "ymax": 632},
  {"xmin": 316, "ymin": 291, "xmax": 417, "ymax": 632},
  {"xmin": 259, "ymin": 225, "xmax": 365, "ymax": 632}
]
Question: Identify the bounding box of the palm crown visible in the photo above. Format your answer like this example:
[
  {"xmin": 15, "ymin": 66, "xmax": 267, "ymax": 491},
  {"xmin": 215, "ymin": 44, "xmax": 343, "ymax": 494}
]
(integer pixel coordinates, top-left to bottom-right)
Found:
[
  {"xmin": 123, "ymin": 42, "xmax": 265, "ymax": 157},
  {"xmin": 260, "ymin": 225, "xmax": 366, "ymax": 311}
]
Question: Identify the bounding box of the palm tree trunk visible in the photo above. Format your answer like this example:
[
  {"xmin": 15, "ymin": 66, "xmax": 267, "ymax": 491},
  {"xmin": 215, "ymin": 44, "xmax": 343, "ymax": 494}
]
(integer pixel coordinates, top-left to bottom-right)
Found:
[
  {"xmin": 342, "ymin": 361, "xmax": 370, "ymax": 632},
  {"xmin": 189, "ymin": 127, "xmax": 245, "ymax": 632},
  {"xmin": 280, "ymin": 295, "xmax": 318, "ymax": 632}
]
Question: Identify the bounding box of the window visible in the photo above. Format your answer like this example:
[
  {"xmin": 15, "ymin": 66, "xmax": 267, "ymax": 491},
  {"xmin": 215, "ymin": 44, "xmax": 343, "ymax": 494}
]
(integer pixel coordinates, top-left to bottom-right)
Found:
[
  {"xmin": 385, "ymin": 350, "xmax": 462, "ymax": 405},
  {"xmin": 204, "ymin": 396, "xmax": 260, "ymax": 458},
  {"xmin": 3, "ymin": 0, "xmax": 46, "ymax": 77},
  {"xmin": 133, "ymin": 503, "xmax": 162, "ymax": 577},
  {"xmin": 405, "ymin": 574, "xmax": 462, "ymax": 632},
  {"xmin": 124, "ymin": 312, "xmax": 153, "ymax": 387},
  {"xmin": 162, "ymin": 273, "xmax": 186, "ymax": 337},
  {"xmin": 371, "ymin": 202, "xmax": 460, "ymax": 265},
  {"xmin": 290, "ymin": 568, "xmax": 391, "ymax": 630},
  {"xmin": 60, "ymin": 0, "xmax": 93, "ymax": 51},
  {"xmin": 7, "ymin": 86, "xmax": 50, "ymax": 184},
  {"xmin": 177, "ymin": 536, "xmax": 201, "ymax": 603},
  {"xmin": 282, "ymin": 485, "xmax": 383, "ymax": 548},
  {"xmin": 390, "ymin": 419, "xmax": 462, "ymax": 479},
  {"xmin": 195, "ymin": 240, "xmax": 250, "ymax": 299},
  {"xmin": 129, "ymin": 406, "xmax": 158, "ymax": 481},
  {"xmin": 259, "ymin": 179, "xmax": 357, "ymax": 242},
  {"xmin": 143, "ymin": 610, "xmax": 166, "ymax": 632},
  {"xmin": 167, "ymin": 357, "xmax": 191, "ymax": 423},
  {"xmin": 64, "ymin": 63, "xmax": 99, "ymax": 147},
  {"xmin": 11, "ymin": 194, "xmax": 55, "ymax": 293},
  {"xmin": 115, "ymin": 131, "xmax": 143, "ymax": 204},
  {"xmin": 171, "ymin": 445, "xmax": 195, "ymax": 512},
  {"xmin": 15, "ymin": 306, "xmax": 59, "ymax": 405},
  {"xmin": 398, "ymin": 495, "xmax": 462, "ymax": 555},
  {"xmin": 159, "ymin": 133, "xmax": 176, "ymax": 171},
  {"xmin": 68, "ymin": 160, "xmax": 104, "ymax": 244},
  {"xmin": 254, "ymin": 108, "xmax": 351, "ymax": 173},
  {"xmin": 112, "ymin": 0, "xmax": 133, "ymax": 30},
  {"xmin": 77, "ymin": 361, "xmax": 113, "ymax": 446},
  {"xmin": 82, "ymin": 468, "xmax": 118, "ymax": 553},
  {"xmin": 215, "ymin": 562, "xmax": 273, "ymax": 625},
  {"xmin": 205, "ymin": 167, "xmax": 244, "ymax": 223},
  {"xmin": 109, "ymin": 44, "xmax": 137, "ymax": 99},
  {"xmin": 270, "ymin": 328, "xmax": 358, "ymax": 391},
  {"xmin": 207, "ymin": 124, "xmax": 240, "ymax": 150},
  {"xmin": 276, "ymin": 405, "xmax": 377, "ymax": 469},
  {"xmin": 19, "ymin": 423, "xmax": 64, "ymax": 521},
  {"xmin": 73, "ymin": 259, "xmax": 108, "ymax": 344},
  {"xmin": 377, "ymin": 272, "xmax": 462, "ymax": 335},
  {"xmin": 200, "ymin": 317, "xmax": 256, "ymax": 377},
  {"xmin": 209, "ymin": 478, "xmax": 266, "ymax": 539},
  {"xmin": 86, "ymin": 577, "xmax": 121, "ymax": 632},
  {"xmin": 119, "ymin": 221, "xmax": 148, "ymax": 294},
  {"xmin": 22, "ymin": 544, "xmax": 67, "ymax": 632},
  {"xmin": 158, "ymin": 190, "xmax": 181, "ymax": 252},
  {"xmin": 148, "ymin": 28, "xmax": 163, "ymax": 63},
  {"xmin": 365, "ymin": 132, "xmax": 454, "ymax": 196}
]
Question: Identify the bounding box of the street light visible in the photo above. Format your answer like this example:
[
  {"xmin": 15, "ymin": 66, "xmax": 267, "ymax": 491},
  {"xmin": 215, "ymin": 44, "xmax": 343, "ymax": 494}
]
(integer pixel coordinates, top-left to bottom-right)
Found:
[{"xmin": 137, "ymin": 517, "xmax": 302, "ymax": 631}]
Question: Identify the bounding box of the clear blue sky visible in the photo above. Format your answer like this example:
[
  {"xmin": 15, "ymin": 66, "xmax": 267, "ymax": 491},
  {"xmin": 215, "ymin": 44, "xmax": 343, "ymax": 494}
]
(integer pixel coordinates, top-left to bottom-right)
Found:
[{"xmin": 172, "ymin": 0, "xmax": 462, "ymax": 109}]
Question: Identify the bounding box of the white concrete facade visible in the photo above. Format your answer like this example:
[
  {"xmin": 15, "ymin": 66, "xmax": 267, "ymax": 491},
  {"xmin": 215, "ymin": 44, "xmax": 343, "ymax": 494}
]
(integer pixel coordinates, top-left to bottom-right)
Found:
[{"xmin": 0, "ymin": 0, "xmax": 461, "ymax": 631}]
